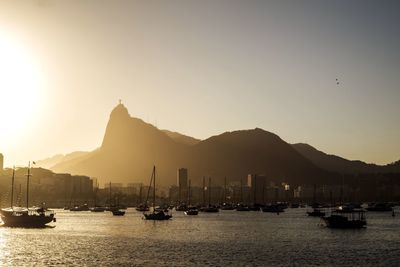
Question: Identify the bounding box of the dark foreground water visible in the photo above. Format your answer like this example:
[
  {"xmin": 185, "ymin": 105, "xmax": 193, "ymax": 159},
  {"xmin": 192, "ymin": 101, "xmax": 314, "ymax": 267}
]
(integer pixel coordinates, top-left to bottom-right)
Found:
[{"xmin": 0, "ymin": 207, "xmax": 399, "ymax": 266}]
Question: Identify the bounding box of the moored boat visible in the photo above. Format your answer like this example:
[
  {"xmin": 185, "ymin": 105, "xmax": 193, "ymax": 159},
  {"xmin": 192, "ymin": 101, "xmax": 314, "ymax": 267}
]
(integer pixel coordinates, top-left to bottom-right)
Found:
[
  {"xmin": 112, "ymin": 209, "xmax": 126, "ymax": 216},
  {"xmin": 322, "ymin": 206, "xmax": 366, "ymax": 229},
  {"xmin": 184, "ymin": 206, "xmax": 199, "ymax": 215},
  {"xmin": 143, "ymin": 166, "xmax": 172, "ymax": 220},
  {"xmin": 0, "ymin": 164, "xmax": 56, "ymax": 228}
]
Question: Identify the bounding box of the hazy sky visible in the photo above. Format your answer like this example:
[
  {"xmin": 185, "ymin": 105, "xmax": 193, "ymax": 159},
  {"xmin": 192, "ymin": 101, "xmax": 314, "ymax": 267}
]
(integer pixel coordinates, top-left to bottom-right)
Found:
[{"xmin": 0, "ymin": 0, "xmax": 399, "ymax": 167}]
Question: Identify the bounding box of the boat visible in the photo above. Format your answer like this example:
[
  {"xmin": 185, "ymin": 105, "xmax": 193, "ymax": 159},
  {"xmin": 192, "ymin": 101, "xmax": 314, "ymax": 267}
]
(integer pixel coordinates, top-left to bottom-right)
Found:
[
  {"xmin": 199, "ymin": 205, "xmax": 219, "ymax": 212},
  {"xmin": 105, "ymin": 182, "xmax": 126, "ymax": 216},
  {"xmin": 90, "ymin": 182, "xmax": 106, "ymax": 212},
  {"xmin": 307, "ymin": 206, "xmax": 325, "ymax": 217},
  {"xmin": 366, "ymin": 202, "xmax": 393, "ymax": 212},
  {"xmin": 184, "ymin": 180, "xmax": 198, "ymax": 215},
  {"xmin": 112, "ymin": 209, "xmax": 126, "ymax": 216},
  {"xmin": 262, "ymin": 204, "xmax": 285, "ymax": 213},
  {"xmin": 220, "ymin": 203, "xmax": 235, "ymax": 210},
  {"xmin": 70, "ymin": 203, "xmax": 90, "ymax": 211},
  {"xmin": 175, "ymin": 203, "xmax": 187, "ymax": 211},
  {"xmin": 136, "ymin": 204, "xmax": 149, "ymax": 212},
  {"xmin": 0, "ymin": 164, "xmax": 56, "ymax": 227},
  {"xmin": 290, "ymin": 203, "xmax": 300, "ymax": 208},
  {"xmin": 143, "ymin": 166, "xmax": 172, "ymax": 220},
  {"xmin": 236, "ymin": 203, "xmax": 250, "ymax": 211},
  {"xmin": 184, "ymin": 206, "xmax": 199, "ymax": 215},
  {"xmin": 307, "ymin": 185, "xmax": 325, "ymax": 217},
  {"xmin": 220, "ymin": 177, "xmax": 235, "ymax": 210},
  {"xmin": 90, "ymin": 206, "xmax": 106, "ymax": 212},
  {"xmin": 136, "ymin": 184, "xmax": 149, "ymax": 211},
  {"xmin": 322, "ymin": 206, "xmax": 367, "ymax": 228},
  {"xmin": 199, "ymin": 177, "xmax": 219, "ymax": 213}
]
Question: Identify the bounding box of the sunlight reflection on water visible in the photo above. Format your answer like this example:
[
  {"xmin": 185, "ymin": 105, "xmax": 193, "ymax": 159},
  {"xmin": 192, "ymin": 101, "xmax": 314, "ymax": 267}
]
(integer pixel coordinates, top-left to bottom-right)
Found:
[{"xmin": 0, "ymin": 208, "xmax": 399, "ymax": 266}]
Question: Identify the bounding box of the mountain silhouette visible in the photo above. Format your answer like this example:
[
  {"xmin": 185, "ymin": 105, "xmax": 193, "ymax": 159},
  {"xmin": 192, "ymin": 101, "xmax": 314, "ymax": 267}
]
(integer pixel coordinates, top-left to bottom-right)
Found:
[
  {"xmin": 51, "ymin": 103, "xmax": 332, "ymax": 186},
  {"xmin": 292, "ymin": 143, "xmax": 400, "ymax": 174},
  {"xmin": 162, "ymin": 130, "xmax": 200, "ymax": 146}
]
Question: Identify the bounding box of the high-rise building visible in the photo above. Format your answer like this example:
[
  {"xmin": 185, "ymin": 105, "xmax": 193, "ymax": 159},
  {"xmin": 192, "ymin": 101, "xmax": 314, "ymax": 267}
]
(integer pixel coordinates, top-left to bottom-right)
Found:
[
  {"xmin": 177, "ymin": 168, "xmax": 188, "ymax": 203},
  {"xmin": 0, "ymin": 153, "xmax": 3, "ymax": 171},
  {"xmin": 247, "ymin": 174, "xmax": 267, "ymax": 205}
]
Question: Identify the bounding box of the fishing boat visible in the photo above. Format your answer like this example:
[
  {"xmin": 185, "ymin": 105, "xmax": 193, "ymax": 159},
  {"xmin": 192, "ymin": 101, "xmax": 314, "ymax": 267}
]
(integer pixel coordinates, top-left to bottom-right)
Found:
[
  {"xmin": 143, "ymin": 166, "xmax": 172, "ymax": 220},
  {"xmin": 322, "ymin": 206, "xmax": 367, "ymax": 228},
  {"xmin": 0, "ymin": 164, "xmax": 56, "ymax": 227}
]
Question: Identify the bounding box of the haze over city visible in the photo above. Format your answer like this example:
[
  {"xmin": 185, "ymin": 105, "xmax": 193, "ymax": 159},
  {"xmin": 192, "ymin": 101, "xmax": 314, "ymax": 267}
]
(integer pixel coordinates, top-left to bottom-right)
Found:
[{"xmin": 0, "ymin": 0, "xmax": 399, "ymax": 167}]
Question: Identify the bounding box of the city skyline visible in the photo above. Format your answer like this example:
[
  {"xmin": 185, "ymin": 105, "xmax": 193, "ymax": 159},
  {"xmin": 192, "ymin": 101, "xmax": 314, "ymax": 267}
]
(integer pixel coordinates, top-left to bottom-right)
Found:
[{"xmin": 0, "ymin": 0, "xmax": 399, "ymax": 166}]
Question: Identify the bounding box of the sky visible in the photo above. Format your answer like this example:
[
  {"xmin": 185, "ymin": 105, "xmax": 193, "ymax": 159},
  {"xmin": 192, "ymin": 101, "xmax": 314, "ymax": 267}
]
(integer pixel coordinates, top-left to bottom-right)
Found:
[{"xmin": 0, "ymin": 0, "xmax": 399, "ymax": 167}]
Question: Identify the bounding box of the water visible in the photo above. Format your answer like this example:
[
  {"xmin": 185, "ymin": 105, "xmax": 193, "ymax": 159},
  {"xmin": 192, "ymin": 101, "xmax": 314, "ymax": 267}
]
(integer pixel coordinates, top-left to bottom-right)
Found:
[{"xmin": 0, "ymin": 208, "xmax": 399, "ymax": 266}]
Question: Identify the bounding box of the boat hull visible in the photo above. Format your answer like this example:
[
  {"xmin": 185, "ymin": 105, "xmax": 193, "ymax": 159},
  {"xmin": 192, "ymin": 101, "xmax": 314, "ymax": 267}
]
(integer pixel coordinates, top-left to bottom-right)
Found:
[
  {"xmin": 323, "ymin": 215, "xmax": 366, "ymax": 229},
  {"xmin": 143, "ymin": 211, "xmax": 172, "ymax": 220},
  {"xmin": 112, "ymin": 210, "xmax": 126, "ymax": 216},
  {"xmin": 1, "ymin": 213, "xmax": 55, "ymax": 227},
  {"xmin": 184, "ymin": 210, "xmax": 198, "ymax": 215}
]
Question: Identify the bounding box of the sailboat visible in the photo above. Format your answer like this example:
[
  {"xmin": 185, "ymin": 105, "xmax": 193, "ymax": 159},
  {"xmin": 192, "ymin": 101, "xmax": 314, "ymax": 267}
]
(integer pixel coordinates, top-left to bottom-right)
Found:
[
  {"xmin": 106, "ymin": 182, "xmax": 126, "ymax": 216},
  {"xmin": 0, "ymin": 163, "xmax": 56, "ymax": 227},
  {"xmin": 184, "ymin": 180, "xmax": 198, "ymax": 215},
  {"xmin": 307, "ymin": 184, "xmax": 325, "ymax": 217},
  {"xmin": 136, "ymin": 184, "xmax": 149, "ymax": 211},
  {"xmin": 143, "ymin": 166, "xmax": 172, "ymax": 220},
  {"xmin": 199, "ymin": 177, "xmax": 219, "ymax": 212},
  {"xmin": 236, "ymin": 178, "xmax": 250, "ymax": 211}
]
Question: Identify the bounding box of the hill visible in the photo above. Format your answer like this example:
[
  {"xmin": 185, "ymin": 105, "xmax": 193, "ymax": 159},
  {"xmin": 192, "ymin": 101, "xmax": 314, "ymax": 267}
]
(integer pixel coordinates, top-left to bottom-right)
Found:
[
  {"xmin": 292, "ymin": 143, "xmax": 400, "ymax": 174},
  {"xmin": 51, "ymin": 103, "xmax": 333, "ymax": 186}
]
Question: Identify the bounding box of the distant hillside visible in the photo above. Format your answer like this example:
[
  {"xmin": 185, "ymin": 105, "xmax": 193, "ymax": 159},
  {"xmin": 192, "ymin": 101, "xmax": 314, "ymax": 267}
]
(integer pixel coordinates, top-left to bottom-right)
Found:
[
  {"xmin": 51, "ymin": 103, "xmax": 333, "ymax": 186},
  {"xmin": 292, "ymin": 143, "xmax": 400, "ymax": 174},
  {"xmin": 36, "ymin": 151, "xmax": 90, "ymax": 169},
  {"xmin": 162, "ymin": 130, "xmax": 200, "ymax": 146}
]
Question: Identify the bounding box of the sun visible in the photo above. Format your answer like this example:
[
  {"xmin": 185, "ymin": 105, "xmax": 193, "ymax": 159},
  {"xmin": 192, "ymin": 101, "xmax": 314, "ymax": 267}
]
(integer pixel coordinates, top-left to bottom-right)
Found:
[{"xmin": 0, "ymin": 32, "xmax": 44, "ymax": 145}]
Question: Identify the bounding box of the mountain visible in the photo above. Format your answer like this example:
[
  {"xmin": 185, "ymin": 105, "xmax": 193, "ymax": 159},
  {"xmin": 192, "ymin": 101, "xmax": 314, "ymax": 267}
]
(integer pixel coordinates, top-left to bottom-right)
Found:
[
  {"xmin": 292, "ymin": 143, "xmax": 400, "ymax": 174},
  {"xmin": 51, "ymin": 103, "xmax": 333, "ymax": 186},
  {"xmin": 36, "ymin": 151, "xmax": 90, "ymax": 170},
  {"xmin": 162, "ymin": 130, "xmax": 200, "ymax": 146}
]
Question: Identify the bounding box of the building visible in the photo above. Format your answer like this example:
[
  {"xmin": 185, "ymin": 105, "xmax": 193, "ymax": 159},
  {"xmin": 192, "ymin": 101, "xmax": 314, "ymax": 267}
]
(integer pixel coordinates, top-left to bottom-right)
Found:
[
  {"xmin": 177, "ymin": 168, "xmax": 188, "ymax": 203},
  {"xmin": 247, "ymin": 174, "xmax": 267, "ymax": 205}
]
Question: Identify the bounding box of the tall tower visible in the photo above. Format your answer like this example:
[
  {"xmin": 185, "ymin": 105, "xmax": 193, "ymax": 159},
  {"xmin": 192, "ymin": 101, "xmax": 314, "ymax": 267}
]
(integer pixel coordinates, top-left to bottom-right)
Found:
[
  {"xmin": 0, "ymin": 153, "xmax": 3, "ymax": 171},
  {"xmin": 177, "ymin": 168, "xmax": 188, "ymax": 203}
]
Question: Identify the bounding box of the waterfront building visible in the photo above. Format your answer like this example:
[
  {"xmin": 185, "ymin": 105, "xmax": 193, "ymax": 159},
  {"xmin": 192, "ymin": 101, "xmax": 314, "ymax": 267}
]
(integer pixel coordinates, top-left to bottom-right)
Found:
[{"xmin": 177, "ymin": 168, "xmax": 188, "ymax": 203}]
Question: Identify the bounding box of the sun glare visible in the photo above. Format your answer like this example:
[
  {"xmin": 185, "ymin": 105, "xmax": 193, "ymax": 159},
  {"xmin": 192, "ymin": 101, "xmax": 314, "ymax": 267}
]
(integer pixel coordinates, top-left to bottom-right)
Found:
[{"xmin": 0, "ymin": 32, "xmax": 44, "ymax": 145}]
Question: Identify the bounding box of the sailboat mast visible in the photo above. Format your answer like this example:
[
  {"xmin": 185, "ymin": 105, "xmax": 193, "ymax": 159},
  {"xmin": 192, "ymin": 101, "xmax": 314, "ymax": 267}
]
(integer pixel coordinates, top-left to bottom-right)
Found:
[
  {"xmin": 10, "ymin": 167, "xmax": 15, "ymax": 208},
  {"xmin": 188, "ymin": 179, "xmax": 191, "ymax": 206},
  {"xmin": 224, "ymin": 176, "xmax": 227, "ymax": 203},
  {"xmin": 253, "ymin": 174, "xmax": 257, "ymax": 206},
  {"xmin": 202, "ymin": 176, "xmax": 205, "ymax": 206},
  {"xmin": 208, "ymin": 177, "xmax": 211, "ymax": 206},
  {"xmin": 153, "ymin": 166, "xmax": 156, "ymax": 211},
  {"xmin": 26, "ymin": 162, "xmax": 31, "ymax": 209},
  {"xmin": 109, "ymin": 182, "xmax": 112, "ymax": 207},
  {"xmin": 240, "ymin": 178, "xmax": 243, "ymax": 203}
]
